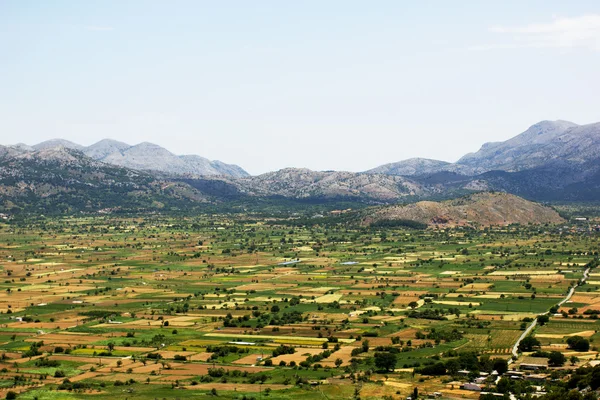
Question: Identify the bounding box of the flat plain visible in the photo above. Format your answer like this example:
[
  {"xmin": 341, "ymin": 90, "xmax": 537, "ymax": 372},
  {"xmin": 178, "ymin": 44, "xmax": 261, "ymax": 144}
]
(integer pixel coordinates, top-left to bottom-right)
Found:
[{"xmin": 0, "ymin": 215, "xmax": 598, "ymax": 399}]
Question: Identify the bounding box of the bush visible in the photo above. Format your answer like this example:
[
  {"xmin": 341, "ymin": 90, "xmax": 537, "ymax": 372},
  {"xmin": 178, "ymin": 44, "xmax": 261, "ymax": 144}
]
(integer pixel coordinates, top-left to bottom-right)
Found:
[
  {"xmin": 272, "ymin": 345, "xmax": 295, "ymax": 357},
  {"xmin": 418, "ymin": 362, "xmax": 446, "ymax": 376}
]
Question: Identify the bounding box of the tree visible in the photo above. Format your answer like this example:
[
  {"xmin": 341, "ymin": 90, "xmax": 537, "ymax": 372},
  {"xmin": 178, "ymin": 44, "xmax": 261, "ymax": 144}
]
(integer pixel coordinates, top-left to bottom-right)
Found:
[
  {"xmin": 570, "ymin": 356, "xmax": 579, "ymax": 366},
  {"xmin": 537, "ymin": 314, "xmax": 549, "ymax": 326},
  {"xmin": 548, "ymin": 351, "xmax": 566, "ymax": 367},
  {"xmin": 518, "ymin": 336, "xmax": 541, "ymax": 352},
  {"xmin": 492, "ymin": 358, "xmax": 508, "ymax": 375},
  {"xmin": 496, "ymin": 377, "xmax": 512, "ymax": 394},
  {"xmin": 566, "ymin": 389, "xmax": 583, "ymax": 400},
  {"xmin": 445, "ymin": 359, "xmax": 459, "ymax": 375},
  {"xmin": 361, "ymin": 340, "xmax": 369, "ymax": 353},
  {"xmin": 335, "ymin": 358, "xmax": 343, "ymax": 368},
  {"xmin": 5, "ymin": 392, "xmax": 17, "ymax": 400},
  {"xmin": 374, "ymin": 352, "xmax": 397, "ymax": 372},
  {"xmin": 567, "ymin": 336, "xmax": 590, "ymax": 352},
  {"xmin": 418, "ymin": 362, "xmax": 446, "ymax": 376},
  {"xmin": 408, "ymin": 301, "xmax": 419, "ymax": 309},
  {"xmin": 590, "ymin": 367, "xmax": 600, "ymax": 390}
]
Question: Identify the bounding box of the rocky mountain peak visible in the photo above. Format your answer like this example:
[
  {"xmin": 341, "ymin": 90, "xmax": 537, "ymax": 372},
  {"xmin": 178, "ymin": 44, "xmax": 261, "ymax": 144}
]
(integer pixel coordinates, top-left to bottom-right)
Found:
[
  {"xmin": 10, "ymin": 139, "xmax": 249, "ymax": 178},
  {"xmin": 83, "ymin": 139, "xmax": 130, "ymax": 159},
  {"xmin": 32, "ymin": 139, "xmax": 84, "ymax": 151}
]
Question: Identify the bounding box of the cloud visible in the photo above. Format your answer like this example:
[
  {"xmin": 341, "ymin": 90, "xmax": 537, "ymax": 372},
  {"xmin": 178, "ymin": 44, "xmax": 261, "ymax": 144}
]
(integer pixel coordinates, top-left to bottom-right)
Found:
[
  {"xmin": 471, "ymin": 14, "xmax": 600, "ymax": 51},
  {"xmin": 85, "ymin": 25, "xmax": 114, "ymax": 32}
]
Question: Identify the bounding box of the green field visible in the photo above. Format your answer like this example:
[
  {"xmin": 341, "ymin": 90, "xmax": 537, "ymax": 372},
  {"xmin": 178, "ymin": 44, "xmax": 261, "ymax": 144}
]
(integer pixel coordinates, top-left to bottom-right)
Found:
[{"xmin": 0, "ymin": 214, "xmax": 598, "ymax": 399}]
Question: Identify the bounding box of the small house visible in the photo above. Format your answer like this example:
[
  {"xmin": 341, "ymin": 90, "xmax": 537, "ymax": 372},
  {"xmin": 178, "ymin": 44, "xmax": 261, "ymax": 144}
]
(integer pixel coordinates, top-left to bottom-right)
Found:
[
  {"xmin": 519, "ymin": 357, "xmax": 548, "ymax": 371},
  {"xmin": 462, "ymin": 383, "xmax": 482, "ymax": 391}
]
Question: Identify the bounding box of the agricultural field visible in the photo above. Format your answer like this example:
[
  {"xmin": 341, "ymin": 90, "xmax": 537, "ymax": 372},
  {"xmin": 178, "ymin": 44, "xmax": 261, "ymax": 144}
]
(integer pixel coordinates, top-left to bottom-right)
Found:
[{"xmin": 0, "ymin": 215, "xmax": 598, "ymax": 399}]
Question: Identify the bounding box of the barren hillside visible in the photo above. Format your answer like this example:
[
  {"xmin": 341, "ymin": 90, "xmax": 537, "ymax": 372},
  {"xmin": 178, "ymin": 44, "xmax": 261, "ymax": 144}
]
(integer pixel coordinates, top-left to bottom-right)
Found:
[{"xmin": 362, "ymin": 192, "xmax": 565, "ymax": 227}]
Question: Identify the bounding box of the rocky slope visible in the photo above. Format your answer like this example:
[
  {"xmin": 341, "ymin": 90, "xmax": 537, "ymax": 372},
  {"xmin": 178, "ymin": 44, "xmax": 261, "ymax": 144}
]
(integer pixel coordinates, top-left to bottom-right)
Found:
[
  {"xmin": 456, "ymin": 120, "xmax": 598, "ymax": 173},
  {"xmin": 364, "ymin": 120, "xmax": 600, "ymax": 201},
  {"xmin": 31, "ymin": 139, "xmax": 84, "ymax": 151},
  {"xmin": 366, "ymin": 158, "xmax": 471, "ymax": 176},
  {"xmin": 96, "ymin": 141, "xmax": 249, "ymax": 178},
  {"xmin": 178, "ymin": 168, "xmax": 436, "ymax": 202},
  {"xmin": 83, "ymin": 139, "xmax": 130, "ymax": 159},
  {"xmin": 368, "ymin": 120, "xmax": 600, "ymax": 176},
  {"xmin": 234, "ymin": 168, "xmax": 428, "ymax": 201},
  {"xmin": 10, "ymin": 139, "xmax": 249, "ymax": 178},
  {"xmin": 0, "ymin": 146, "xmax": 207, "ymax": 214},
  {"xmin": 361, "ymin": 192, "xmax": 564, "ymax": 227}
]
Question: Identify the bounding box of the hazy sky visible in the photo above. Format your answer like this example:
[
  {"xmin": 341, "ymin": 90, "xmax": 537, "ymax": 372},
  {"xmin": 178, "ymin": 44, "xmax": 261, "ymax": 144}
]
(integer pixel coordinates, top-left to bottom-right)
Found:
[{"xmin": 2, "ymin": 1, "xmax": 600, "ymax": 175}]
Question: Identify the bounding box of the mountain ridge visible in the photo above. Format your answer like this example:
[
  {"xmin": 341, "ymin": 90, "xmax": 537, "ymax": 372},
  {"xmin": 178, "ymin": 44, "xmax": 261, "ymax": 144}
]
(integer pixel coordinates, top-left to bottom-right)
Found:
[
  {"xmin": 368, "ymin": 120, "xmax": 600, "ymax": 176},
  {"xmin": 10, "ymin": 139, "xmax": 249, "ymax": 178},
  {"xmin": 3, "ymin": 119, "xmax": 600, "ymax": 213},
  {"xmin": 0, "ymin": 146, "xmax": 209, "ymax": 214}
]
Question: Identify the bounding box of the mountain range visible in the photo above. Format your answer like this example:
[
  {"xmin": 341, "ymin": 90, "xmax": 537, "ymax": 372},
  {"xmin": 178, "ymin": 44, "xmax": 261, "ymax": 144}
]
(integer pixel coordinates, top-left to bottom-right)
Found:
[
  {"xmin": 1, "ymin": 120, "xmax": 600, "ymax": 215},
  {"xmin": 10, "ymin": 139, "xmax": 249, "ymax": 178},
  {"xmin": 0, "ymin": 145, "xmax": 208, "ymax": 214},
  {"xmin": 367, "ymin": 120, "xmax": 600, "ymax": 176}
]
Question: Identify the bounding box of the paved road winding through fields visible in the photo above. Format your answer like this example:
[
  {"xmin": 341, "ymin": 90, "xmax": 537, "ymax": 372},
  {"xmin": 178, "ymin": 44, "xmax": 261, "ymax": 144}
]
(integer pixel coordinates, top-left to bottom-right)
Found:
[{"xmin": 508, "ymin": 266, "xmax": 591, "ymax": 364}]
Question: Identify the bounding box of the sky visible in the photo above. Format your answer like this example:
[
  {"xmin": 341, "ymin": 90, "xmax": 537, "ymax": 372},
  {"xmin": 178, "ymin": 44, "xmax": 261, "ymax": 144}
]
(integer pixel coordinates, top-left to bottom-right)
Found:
[{"xmin": 1, "ymin": 1, "xmax": 600, "ymax": 175}]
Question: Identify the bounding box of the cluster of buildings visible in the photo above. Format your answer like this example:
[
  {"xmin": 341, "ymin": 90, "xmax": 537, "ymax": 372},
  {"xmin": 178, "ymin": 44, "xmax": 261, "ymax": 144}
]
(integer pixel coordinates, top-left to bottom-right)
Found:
[{"xmin": 455, "ymin": 358, "xmax": 550, "ymax": 397}]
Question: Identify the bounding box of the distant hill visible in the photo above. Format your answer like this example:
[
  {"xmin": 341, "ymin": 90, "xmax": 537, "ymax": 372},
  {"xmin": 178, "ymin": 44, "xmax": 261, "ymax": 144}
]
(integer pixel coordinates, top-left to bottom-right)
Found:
[
  {"xmin": 365, "ymin": 120, "xmax": 600, "ymax": 201},
  {"xmin": 31, "ymin": 139, "xmax": 84, "ymax": 151},
  {"xmin": 82, "ymin": 139, "xmax": 130, "ymax": 159},
  {"xmin": 0, "ymin": 145, "xmax": 207, "ymax": 214},
  {"xmin": 9, "ymin": 139, "xmax": 249, "ymax": 178},
  {"xmin": 367, "ymin": 120, "xmax": 600, "ymax": 176},
  {"xmin": 366, "ymin": 158, "xmax": 472, "ymax": 176},
  {"xmin": 10, "ymin": 143, "xmax": 34, "ymax": 152},
  {"xmin": 456, "ymin": 120, "xmax": 598, "ymax": 173},
  {"xmin": 361, "ymin": 192, "xmax": 564, "ymax": 227},
  {"xmin": 233, "ymin": 168, "xmax": 428, "ymax": 201}
]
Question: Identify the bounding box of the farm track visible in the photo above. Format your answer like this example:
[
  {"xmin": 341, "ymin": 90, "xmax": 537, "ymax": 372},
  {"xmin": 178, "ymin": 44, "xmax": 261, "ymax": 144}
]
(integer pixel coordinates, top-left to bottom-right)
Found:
[{"xmin": 509, "ymin": 266, "xmax": 592, "ymax": 363}]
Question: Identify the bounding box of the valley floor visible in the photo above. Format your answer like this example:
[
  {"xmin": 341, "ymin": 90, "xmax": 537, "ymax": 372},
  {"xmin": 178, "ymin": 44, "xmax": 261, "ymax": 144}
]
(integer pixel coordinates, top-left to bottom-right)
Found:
[{"xmin": 0, "ymin": 215, "xmax": 598, "ymax": 400}]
